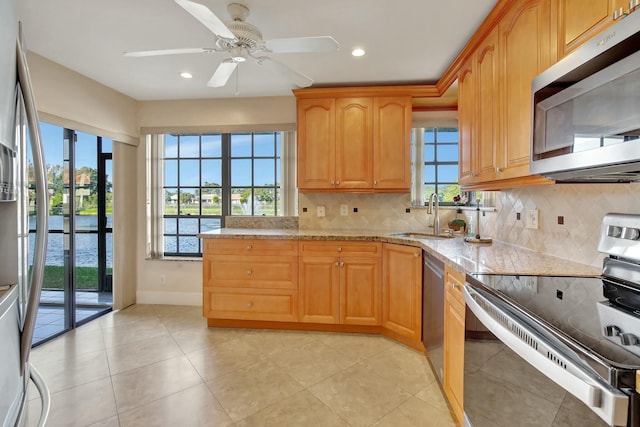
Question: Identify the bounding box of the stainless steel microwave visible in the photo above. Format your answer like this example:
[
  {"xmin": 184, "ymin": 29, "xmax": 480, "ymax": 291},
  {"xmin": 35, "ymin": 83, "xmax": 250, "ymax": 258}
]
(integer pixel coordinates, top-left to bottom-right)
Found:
[{"xmin": 530, "ymin": 11, "xmax": 640, "ymax": 182}]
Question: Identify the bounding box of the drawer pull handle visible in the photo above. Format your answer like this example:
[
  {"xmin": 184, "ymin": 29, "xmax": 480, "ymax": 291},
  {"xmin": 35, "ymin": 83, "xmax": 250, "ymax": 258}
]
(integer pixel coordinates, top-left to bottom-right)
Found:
[
  {"xmin": 247, "ymin": 301, "xmax": 253, "ymax": 308},
  {"xmin": 246, "ymin": 245, "xmax": 252, "ymax": 250},
  {"xmin": 247, "ymin": 270, "xmax": 253, "ymax": 276}
]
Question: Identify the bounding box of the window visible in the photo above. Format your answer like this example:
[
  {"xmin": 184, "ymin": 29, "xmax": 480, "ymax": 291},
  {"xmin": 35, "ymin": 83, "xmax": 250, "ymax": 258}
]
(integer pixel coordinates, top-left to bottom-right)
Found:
[
  {"xmin": 150, "ymin": 131, "xmax": 291, "ymax": 258},
  {"xmin": 412, "ymin": 127, "xmax": 461, "ymax": 206}
]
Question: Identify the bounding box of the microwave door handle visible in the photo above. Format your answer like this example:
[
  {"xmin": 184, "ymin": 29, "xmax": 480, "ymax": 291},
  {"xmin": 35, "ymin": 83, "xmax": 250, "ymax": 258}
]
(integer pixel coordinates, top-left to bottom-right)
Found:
[
  {"xmin": 16, "ymin": 34, "xmax": 49, "ymax": 376},
  {"xmin": 463, "ymin": 285, "xmax": 629, "ymax": 427}
]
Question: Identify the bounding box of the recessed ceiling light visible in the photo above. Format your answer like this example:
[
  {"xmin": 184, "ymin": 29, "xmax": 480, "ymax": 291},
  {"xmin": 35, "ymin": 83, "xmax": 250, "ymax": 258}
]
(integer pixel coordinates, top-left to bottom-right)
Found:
[
  {"xmin": 180, "ymin": 72, "xmax": 193, "ymax": 79},
  {"xmin": 351, "ymin": 48, "xmax": 365, "ymax": 57}
]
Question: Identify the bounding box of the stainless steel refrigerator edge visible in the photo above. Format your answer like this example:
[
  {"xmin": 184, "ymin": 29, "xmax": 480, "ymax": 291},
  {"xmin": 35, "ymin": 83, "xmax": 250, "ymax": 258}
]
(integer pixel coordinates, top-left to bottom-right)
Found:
[{"xmin": 1, "ymin": 0, "xmax": 50, "ymax": 425}]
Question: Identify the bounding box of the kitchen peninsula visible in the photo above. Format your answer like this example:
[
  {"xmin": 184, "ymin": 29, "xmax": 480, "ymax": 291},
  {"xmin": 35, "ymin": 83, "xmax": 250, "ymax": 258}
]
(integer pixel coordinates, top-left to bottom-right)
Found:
[{"xmin": 198, "ymin": 227, "xmax": 598, "ymax": 338}]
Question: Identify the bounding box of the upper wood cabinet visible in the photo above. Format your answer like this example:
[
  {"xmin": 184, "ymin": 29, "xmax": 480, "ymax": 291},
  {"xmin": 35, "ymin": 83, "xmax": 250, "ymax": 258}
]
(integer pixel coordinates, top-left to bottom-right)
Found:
[
  {"xmin": 373, "ymin": 97, "xmax": 412, "ymax": 190},
  {"xmin": 295, "ymin": 89, "xmax": 411, "ymax": 192},
  {"xmin": 458, "ymin": 0, "xmax": 554, "ymax": 190},
  {"xmin": 555, "ymin": 0, "xmax": 628, "ymax": 59},
  {"xmin": 335, "ymin": 97, "xmax": 374, "ymax": 189}
]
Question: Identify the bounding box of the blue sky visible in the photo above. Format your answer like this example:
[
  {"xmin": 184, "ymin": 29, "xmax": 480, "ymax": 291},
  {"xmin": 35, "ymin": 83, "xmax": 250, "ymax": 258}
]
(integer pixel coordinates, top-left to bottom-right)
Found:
[{"xmin": 39, "ymin": 121, "xmax": 111, "ymax": 170}]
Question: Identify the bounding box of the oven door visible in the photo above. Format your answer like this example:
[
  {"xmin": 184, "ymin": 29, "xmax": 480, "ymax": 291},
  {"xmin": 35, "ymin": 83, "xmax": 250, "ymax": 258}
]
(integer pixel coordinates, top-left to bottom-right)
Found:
[{"xmin": 462, "ymin": 284, "xmax": 629, "ymax": 427}]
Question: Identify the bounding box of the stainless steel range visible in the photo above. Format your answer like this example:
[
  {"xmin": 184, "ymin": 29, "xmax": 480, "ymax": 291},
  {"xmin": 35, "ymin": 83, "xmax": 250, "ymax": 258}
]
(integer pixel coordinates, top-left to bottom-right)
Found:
[{"xmin": 463, "ymin": 213, "xmax": 640, "ymax": 427}]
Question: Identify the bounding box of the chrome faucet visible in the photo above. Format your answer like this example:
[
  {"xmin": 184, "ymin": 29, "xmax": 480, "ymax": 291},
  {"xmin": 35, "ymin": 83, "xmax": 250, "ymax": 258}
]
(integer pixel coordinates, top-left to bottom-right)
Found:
[{"xmin": 426, "ymin": 192, "xmax": 440, "ymax": 236}]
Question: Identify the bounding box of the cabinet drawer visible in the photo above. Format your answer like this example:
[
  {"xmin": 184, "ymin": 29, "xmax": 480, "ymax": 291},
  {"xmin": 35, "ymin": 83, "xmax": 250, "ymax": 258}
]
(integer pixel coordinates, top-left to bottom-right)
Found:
[
  {"xmin": 203, "ymin": 239, "xmax": 298, "ymax": 256},
  {"xmin": 203, "ymin": 255, "xmax": 298, "ymax": 289},
  {"xmin": 299, "ymin": 240, "xmax": 381, "ymax": 257},
  {"xmin": 445, "ymin": 268, "xmax": 466, "ymax": 306},
  {"xmin": 204, "ymin": 288, "xmax": 298, "ymax": 322}
]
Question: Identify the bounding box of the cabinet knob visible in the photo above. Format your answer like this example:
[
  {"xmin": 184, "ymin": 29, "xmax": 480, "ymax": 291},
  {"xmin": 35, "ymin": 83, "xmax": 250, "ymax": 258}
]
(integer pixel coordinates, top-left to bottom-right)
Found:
[
  {"xmin": 331, "ymin": 180, "xmax": 335, "ymax": 185},
  {"xmin": 414, "ymin": 252, "xmax": 419, "ymax": 257},
  {"xmin": 470, "ymin": 172, "xmax": 477, "ymax": 177},
  {"xmin": 451, "ymin": 283, "xmax": 458, "ymax": 290},
  {"xmin": 340, "ymin": 261, "xmax": 345, "ymax": 267},
  {"xmin": 335, "ymin": 180, "xmax": 340, "ymax": 185},
  {"xmin": 496, "ymin": 167, "xmax": 503, "ymax": 173},
  {"xmin": 335, "ymin": 261, "xmax": 340, "ymax": 266},
  {"xmin": 337, "ymin": 247, "xmax": 342, "ymax": 253},
  {"xmin": 247, "ymin": 301, "xmax": 253, "ymax": 308},
  {"xmin": 246, "ymin": 245, "xmax": 252, "ymax": 250},
  {"xmin": 247, "ymin": 269, "xmax": 253, "ymax": 276},
  {"xmin": 631, "ymin": 0, "xmax": 640, "ymax": 12},
  {"xmin": 374, "ymin": 180, "xmax": 378, "ymax": 185}
]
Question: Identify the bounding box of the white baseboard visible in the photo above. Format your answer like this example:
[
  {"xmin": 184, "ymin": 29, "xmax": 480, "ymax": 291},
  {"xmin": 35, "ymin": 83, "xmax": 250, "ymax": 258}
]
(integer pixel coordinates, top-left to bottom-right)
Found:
[{"xmin": 136, "ymin": 291, "xmax": 201, "ymax": 306}]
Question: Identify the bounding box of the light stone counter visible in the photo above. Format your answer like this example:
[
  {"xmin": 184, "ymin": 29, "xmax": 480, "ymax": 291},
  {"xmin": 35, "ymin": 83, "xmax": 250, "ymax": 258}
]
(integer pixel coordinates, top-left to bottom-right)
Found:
[{"xmin": 198, "ymin": 228, "xmax": 601, "ymax": 277}]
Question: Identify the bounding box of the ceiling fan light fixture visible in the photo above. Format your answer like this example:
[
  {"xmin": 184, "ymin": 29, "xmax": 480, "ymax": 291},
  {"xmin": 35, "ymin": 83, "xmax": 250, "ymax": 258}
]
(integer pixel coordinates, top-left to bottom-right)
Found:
[
  {"xmin": 351, "ymin": 48, "xmax": 365, "ymax": 57},
  {"xmin": 230, "ymin": 46, "xmax": 248, "ymax": 62}
]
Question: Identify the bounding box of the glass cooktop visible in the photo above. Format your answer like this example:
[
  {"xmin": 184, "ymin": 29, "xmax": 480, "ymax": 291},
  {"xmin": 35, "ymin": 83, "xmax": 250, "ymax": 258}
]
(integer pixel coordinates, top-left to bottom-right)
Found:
[{"xmin": 466, "ymin": 273, "xmax": 640, "ymax": 367}]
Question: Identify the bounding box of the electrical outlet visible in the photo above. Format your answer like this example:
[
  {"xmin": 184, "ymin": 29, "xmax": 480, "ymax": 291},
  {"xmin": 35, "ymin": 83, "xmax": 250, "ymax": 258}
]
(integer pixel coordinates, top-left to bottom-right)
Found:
[
  {"xmin": 526, "ymin": 209, "xmax": 539, "ymax": 229},
  {"xmin": 317, "ymin": 206, "xmax": 325, "ymax": 217},
  {"xmin": 340, "ymin": 204, "xmax": 349, "ymax": 216}
]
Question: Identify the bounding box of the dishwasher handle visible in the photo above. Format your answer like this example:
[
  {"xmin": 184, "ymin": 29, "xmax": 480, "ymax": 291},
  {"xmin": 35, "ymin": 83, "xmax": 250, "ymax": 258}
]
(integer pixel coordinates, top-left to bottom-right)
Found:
[
  {"xmin": 463, "ymin": 284, "xmax": 629, "ymax": 427},
  {"xmin": 424, "ymin": 256, "xmax": 444, "ymax": 280}
]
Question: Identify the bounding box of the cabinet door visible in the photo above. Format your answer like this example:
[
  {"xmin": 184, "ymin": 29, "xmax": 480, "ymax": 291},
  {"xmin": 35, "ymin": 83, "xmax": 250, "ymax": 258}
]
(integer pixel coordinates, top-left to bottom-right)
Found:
[
  {"xmin": 373, "ymin": 96, "xmax": 412, "ymax": 190},
  {"xmin": 444, "ymin": 268, "xmax": 465, "ymax": 424},
  {"xmin": 299, "ymin": 256, "xmax": 340, "ymax": 323},
  {"xmin": 457, "ymin": 59, "xmax": 476, "ymax": 185},
  {"xmin": 476, "ymin": 27, "xmax": 500, "ymax": 182},
  {"xmin": 557, "ymin": 0, "xmax": 624, "ymax": 58},
  {"xmin": 297, "ymin": 98, "xmax": 336, "ymax": 189},
  {"xmin": 340, "ymin": 257, "xmax": 382, "ymax": 325},
  {"xmin": 499, "ymin": 0, "xmax": 552, "ymax": 180},
  {"xmin": 335, "ymin": 97, "xmax": 373, "ymax": 189},
  {"xmin": 382, "ymin": 244, "xmax": 422, "ymax": 342}
]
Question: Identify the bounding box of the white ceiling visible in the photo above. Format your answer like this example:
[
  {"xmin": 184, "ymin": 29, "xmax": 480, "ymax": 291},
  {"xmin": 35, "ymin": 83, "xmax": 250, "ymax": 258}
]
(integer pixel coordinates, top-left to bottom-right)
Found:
[{"xmin": 18, "ymin": 0, "xmax": 497, "ymax": 101}]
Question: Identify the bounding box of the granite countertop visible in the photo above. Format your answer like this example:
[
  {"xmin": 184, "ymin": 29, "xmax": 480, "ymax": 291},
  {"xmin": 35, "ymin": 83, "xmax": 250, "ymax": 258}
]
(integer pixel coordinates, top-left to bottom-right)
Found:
[{"xmin": 198, "ymin": 228, "xmax": 601, "ymax": 277}]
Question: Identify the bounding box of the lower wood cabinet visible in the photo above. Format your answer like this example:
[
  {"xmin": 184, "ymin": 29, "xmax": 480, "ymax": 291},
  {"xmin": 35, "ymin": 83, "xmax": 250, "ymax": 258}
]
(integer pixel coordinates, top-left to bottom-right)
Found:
[
  {"xmin": 202, "ymin": 238, "xmax": 432, "ymax": 352},
  {"xmin": 444, "ymin": 266, "xmax": 466, "ymax": 425},
  {"xmin": 382, "ymin": 243, "xmax": 422, "ymax": 344},
  {"xmin": 203, "ymin": 239, "xmax": 299, "ymax": 322},
  {"xmin": 298, "ymin": 241, "xmax": 382, "ymax": 326}
]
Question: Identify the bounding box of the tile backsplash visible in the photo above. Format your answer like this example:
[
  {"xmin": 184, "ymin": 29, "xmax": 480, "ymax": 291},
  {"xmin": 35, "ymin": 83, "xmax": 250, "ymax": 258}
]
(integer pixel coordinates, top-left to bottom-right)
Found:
[{"xmin": 298, "ymin": 183, "xmax": 640, "ymax": 268}]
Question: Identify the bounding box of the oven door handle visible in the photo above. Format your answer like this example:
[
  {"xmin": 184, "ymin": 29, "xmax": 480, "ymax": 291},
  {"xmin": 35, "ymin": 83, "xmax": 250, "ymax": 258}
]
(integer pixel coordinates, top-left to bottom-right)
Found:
[{"xmin": 463, "ymin": 284, "xmax": 629, "ymax": 427}]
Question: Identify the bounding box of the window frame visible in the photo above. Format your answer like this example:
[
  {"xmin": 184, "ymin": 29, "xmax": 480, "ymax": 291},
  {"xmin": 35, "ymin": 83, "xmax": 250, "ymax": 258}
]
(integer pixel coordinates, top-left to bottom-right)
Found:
[
  {"xmin": 411, "ymin": 127, "xmax": 463, "ymax": 207},
  {"xmin": 147, "ymin": 130, "xmax": 294, "ymax": 259}
]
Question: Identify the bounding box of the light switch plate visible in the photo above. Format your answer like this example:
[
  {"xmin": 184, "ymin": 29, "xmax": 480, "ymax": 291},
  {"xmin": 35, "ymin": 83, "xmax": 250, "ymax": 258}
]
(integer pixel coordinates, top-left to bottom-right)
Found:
[
  {"xmin": 317, "ymin": 206, "xmax": 325, "ymax": 217},
  {"xmin": 526, "ymin": 209, "xmax": 539, "ymax": 229},
  {"xmin": 340, "ymin": 204, "xmax": 348, "ymax": 216}
]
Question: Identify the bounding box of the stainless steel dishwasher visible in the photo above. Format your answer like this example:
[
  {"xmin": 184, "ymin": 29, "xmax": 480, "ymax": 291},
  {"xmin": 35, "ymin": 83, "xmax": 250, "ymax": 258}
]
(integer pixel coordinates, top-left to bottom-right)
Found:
[{"xmin": 422, "ymin": 250, "xmax": 445, "ymax": 385}]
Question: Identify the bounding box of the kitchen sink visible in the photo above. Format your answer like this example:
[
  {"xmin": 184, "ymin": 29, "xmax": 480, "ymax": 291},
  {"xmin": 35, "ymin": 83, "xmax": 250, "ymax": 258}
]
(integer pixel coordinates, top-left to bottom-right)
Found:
[{"xmin": 389, "ymin": 232, "xmax": 455, "ymax": 239}]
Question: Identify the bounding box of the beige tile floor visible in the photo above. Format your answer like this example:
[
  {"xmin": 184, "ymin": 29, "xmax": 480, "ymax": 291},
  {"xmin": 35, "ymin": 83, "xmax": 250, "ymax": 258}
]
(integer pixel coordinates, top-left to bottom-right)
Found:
[{"xmin": 26, "ymin": 304, "xmax": 456, "ymax": 427}]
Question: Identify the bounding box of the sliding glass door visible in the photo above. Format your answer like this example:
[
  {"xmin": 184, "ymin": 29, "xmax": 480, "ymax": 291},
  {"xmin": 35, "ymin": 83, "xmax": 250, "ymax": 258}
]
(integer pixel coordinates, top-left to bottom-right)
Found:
[{"xmin": 31, "ymin": 123, "xmax": 113, "ymax": 345}]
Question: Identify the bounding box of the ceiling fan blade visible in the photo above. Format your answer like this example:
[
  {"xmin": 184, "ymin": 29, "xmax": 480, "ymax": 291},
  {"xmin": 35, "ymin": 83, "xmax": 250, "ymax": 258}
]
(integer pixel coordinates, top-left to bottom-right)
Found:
[
  {"xmin": 207, "ymin": 60, "xmax": 238, "ymax": 87},
  {"xmin": 123, "ymin": 48, "xmax": 215, "ymax": 57},
  {"xmin": 264, "ymin": 36, "xmax": 339, "ymax": 54},
  {"xmin": 174, "ymin": 0, "xmax": 237, "ymax": 41},
  {"xmin": 256, "ymin": 57, "xmax": 313, "ymax": 88}
]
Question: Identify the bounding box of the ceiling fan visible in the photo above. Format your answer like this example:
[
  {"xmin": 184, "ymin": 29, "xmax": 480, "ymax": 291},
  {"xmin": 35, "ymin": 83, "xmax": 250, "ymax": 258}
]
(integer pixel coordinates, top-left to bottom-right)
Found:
[{"xmin": 124, "ymin": 0, "xmax": 339, "ymax": 89}]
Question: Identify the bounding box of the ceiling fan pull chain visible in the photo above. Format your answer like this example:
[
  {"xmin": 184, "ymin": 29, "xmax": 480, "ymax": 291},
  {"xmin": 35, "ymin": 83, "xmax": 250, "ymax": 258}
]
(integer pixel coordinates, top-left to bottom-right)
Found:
[{"xmin": 235, "ymin": 64, "xmax": 240, "ymax": 96}]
